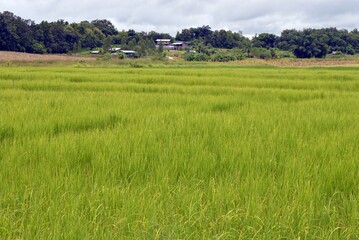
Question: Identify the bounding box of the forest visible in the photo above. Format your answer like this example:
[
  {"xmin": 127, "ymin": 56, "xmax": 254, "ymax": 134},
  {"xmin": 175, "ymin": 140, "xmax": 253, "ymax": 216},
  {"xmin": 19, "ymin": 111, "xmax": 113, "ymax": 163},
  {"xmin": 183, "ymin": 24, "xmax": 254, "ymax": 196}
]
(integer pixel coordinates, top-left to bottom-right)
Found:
[{"xmin": 1, "ymin": 11, "xmax": 359, "ymax": 58}]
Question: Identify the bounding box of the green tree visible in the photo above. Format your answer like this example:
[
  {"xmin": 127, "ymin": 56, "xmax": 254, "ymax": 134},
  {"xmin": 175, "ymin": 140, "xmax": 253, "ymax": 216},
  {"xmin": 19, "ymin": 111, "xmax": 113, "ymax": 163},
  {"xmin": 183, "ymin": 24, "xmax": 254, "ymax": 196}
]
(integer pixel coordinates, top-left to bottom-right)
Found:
[
  {"xmin": 91, "ymin": 19, "xmax": 118, "ymax": 36},
  {"xmin": 277, "ymin": 29, "xmax": 300, "ymax": 51},
  {"xmin": 293, "ymin": 30, "xmax": 328, "ymax": 58},
  {"xmin": 102, "ymin": 36, "xmax": 113, "ymax": 53},
  {"xmin": 31, "ymin": 41, "xmax": 47, "ymax": 54},
  {"xmin": 176, "ymin": 29, "xmax": 192, "ymax": 41},
  {"xmin": 252, "ymin": 33, "xmax": 279, "ymax": 49},
  {"xmin": 0, "ymin": 11, "xmax": 33, "ymax": 52}
]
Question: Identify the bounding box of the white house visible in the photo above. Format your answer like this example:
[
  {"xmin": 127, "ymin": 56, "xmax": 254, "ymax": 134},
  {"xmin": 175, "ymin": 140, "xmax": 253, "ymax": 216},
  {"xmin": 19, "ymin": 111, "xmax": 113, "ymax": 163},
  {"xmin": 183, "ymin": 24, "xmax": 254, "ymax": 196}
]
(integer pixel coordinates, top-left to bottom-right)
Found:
[
  {"xmin": 109, "ymin": 47, "xmax": 121, "ymax": 52},
  {"xmin": 155, "ymin": 39, "xmax": 172, "ymax": 45},
  {"xmin": 120, "ymin": 50, "xmax": 137, "ymax": 58},
  {"xmin": 172, "ymin": 42, "xmax": 188, "ymax": 50},
  {"xmin": 155, "ymin": 39, "xmax": 189, "ymax": 50}
]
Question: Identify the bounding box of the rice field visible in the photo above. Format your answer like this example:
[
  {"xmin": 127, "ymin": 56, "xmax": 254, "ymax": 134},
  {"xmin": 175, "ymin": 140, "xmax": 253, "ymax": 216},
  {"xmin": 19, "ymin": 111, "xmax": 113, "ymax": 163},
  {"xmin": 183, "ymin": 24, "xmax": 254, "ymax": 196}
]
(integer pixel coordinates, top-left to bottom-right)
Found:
[{"xmin": 0, "ymin": 65, "xmax": 358, "ymax": 239}]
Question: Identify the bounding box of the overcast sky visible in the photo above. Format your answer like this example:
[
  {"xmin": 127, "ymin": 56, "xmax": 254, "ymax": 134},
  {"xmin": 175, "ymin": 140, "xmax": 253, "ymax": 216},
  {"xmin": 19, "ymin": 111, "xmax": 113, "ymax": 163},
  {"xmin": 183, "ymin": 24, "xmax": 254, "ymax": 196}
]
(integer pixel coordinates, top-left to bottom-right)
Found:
[{"xmin": 1, "ymin": 0, "xmax": 359, "ymax": 37}]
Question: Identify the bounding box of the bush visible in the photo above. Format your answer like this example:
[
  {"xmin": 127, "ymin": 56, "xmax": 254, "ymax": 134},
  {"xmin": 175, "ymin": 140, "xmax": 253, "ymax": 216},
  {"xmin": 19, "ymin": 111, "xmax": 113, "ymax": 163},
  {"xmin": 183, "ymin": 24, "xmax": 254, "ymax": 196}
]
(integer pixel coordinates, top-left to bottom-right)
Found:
[
  {"xmin": 210, "ymin": 52, "xmax": 236, "ymax": 62},
  {"xmin": 129, "ymin": 62, "xmax": 144, "ymax": 68},
  {"xmin": 150, "ymin": 52, "xmax": 167, "ymax": 61},
  {"xmin": 117, "ymin": 52, "xmax": 126, "ymax": 59},
  {"xmin": 249, "ymin": 48, "xmax": 294, "ymax": 59},
  {"xmin": 102, "ymin": 53, "xmax": 112, "ymax": 60},
  {"xmin": 32, "ymin": 42, "xmax": 47, "ymax": 54},
  {"xmin": 250, "ymin": 48, "xmax": 272, "ymax": 59},
  {"xmin": 184, "ymin": 53, "xmax": 209, "ymax": 61},
  {"xmin": 233, "ymin": 52, "xmax": 246, "ymax": 60},
  {"xmin": 273, "ymin": 49, "xmax": 295, "ymax": 58}
]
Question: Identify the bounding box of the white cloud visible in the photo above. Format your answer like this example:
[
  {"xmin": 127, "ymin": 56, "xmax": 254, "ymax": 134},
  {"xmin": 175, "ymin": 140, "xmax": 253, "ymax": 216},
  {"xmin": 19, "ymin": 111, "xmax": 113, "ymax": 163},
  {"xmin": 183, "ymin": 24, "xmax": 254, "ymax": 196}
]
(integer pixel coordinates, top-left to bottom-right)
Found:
[{"xmin": 1, "ymin": 0, "xmax": 358, "ymax": 36}]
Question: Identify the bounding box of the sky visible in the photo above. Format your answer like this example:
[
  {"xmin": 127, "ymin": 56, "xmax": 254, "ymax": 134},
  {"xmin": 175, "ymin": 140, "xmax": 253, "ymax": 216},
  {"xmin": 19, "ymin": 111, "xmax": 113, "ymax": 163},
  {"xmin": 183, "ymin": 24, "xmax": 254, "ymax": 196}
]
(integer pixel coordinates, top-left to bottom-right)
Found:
[{"xmin": 1, "ymin": 0, "xmax": 359, "ymax": 37}]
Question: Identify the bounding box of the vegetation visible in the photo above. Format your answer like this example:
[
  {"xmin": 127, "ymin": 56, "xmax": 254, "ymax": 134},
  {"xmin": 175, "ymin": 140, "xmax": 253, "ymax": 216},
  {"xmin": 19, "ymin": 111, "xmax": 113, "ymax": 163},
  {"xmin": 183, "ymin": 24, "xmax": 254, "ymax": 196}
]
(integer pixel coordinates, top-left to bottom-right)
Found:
[
  {"xmin": 0, "ymin": 65, "xmax": 358, "ymax": 239},
  {"xmin": 0, "ymin": 11, "xmax": 166, "ymax": 56},
  {"xmin": 2, "ymin": 11, "xmax": 359, "ymax": 60}
]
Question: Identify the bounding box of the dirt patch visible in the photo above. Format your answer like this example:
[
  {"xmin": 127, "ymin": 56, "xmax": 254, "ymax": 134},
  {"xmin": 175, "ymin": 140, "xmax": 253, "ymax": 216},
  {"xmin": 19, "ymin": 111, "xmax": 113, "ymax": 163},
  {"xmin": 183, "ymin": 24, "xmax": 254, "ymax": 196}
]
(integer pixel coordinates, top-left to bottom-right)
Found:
[
  {"xmin": 0, "ymin": 51, "xmax": 96, "ymax": 62},
  {"xmin": 228, "ymin": 58, "xmax": 359, "ymax": 67},
  {"xmin": 2, "ymin": 51, "xmax": 359, "ymax": 67},
  {"xmin": 268, "ymin": 58, "xmax": 359, "ymax": 67}
]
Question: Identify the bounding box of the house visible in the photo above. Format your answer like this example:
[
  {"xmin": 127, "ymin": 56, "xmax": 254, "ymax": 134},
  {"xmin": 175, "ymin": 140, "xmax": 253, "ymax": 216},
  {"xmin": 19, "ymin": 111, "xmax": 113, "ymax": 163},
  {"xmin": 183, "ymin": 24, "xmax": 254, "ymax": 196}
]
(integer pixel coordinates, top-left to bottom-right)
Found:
[
  {"xmin": 155, "ymin": 39, "xmax": 172, "ymax": 45},
  {"xmin": 155, "ymin": 39, "xmax": 189, "ymax": 51},
  {"xmin": 172, "ymin": 42, "xmax": 188, "ymax": 50},
  {"xmin": 155, "ymin": 39, "xmax": 174, "ymax": 50},
  {"xmin": 120, "ymin": 50, "xmax": 137, "ymax": 58},
  {"xmin": 109, "ymin": 47, "xmax": 121, "ymax": 53}
]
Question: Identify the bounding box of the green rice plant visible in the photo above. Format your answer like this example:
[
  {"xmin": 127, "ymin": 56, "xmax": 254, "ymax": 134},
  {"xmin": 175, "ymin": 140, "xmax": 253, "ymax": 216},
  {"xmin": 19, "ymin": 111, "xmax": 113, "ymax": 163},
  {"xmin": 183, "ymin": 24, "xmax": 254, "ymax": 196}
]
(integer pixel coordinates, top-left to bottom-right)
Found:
[{"xmin": 0, "ymin": 65, "xmax": 358, "ymax": 239}]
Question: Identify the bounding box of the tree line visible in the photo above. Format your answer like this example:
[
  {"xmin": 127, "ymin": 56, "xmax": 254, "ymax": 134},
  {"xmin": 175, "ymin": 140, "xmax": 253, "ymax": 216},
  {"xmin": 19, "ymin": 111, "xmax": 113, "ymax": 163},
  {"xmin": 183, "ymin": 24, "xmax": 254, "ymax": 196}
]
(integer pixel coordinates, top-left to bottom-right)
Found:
[
  {"xmin": 1, "ymin": 11, "xmax": 359, "ymax": 58},
  {"xmin": 0, "ymin": 11, "xmax": 169, "ymax": 56},
  {"xmin": 176, "ymin": 26, "xmax": 359, "ymax": 58}
]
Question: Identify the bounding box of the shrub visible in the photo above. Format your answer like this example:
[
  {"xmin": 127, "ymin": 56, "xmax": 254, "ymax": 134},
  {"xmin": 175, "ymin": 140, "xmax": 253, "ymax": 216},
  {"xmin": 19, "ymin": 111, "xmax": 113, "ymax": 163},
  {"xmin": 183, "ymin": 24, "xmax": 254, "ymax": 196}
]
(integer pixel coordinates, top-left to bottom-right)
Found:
[
  {"xmin": 210, "ymin": 52, "xmax": 236, "ymax": 62},
  {"xmin": 117, "ymin": 52, "xmax": 126, "ymax": 59},
  {"xmin": 250, "ymin": 48, "xmax": 272, "ymax": 59},
  {"xmin": 129, "ymin": 62, "xmax": 144, "ymax": 68},
  {"xmin": 32, "ymin": 42, "xmax": 47, "ymax": 54},
  {"xmin": 151, "ymin": 52, "xmax": 167, "ymax": 61},
  {"xmin": 184, "ymin": 53, "xmax": 209, "ymax": 61},
  {"xmin": 102, "ymin": 53, "xmax": 112, "ymax": 60},
  {"xmin": 273, "ymin": 49, "xmax": 295, "ymax": 58}
]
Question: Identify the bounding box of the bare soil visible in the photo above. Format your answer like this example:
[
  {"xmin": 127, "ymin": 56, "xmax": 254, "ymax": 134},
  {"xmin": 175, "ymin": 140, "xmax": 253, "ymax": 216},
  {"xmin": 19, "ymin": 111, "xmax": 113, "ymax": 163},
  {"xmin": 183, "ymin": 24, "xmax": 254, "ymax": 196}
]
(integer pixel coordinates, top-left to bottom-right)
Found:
[
  {"xmin": 231, "ymin": 58, "xmax": 359, "ymax": 67},
  {"xmin": 0, "ymin": 51, "xmax": 96, "ymax": 62},
  {"xmin": 1, "ymin": 51, "xmax": 359, "ymax": 67}
]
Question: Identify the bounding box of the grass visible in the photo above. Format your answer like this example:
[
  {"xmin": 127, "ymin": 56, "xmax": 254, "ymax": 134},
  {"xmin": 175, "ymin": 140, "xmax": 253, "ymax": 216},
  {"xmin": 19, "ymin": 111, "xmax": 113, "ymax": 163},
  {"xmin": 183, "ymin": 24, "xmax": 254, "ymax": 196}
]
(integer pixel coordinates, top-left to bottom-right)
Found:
[{"xmin": 0, "ymin": 65, "xmax": 358, "ymax": 239}]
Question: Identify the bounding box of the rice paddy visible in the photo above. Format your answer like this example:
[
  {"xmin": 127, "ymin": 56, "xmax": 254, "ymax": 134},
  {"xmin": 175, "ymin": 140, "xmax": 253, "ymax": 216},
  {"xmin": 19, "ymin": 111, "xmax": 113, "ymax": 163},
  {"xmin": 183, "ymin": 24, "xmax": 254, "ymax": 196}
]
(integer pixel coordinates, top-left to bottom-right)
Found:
[{"xmin": 0, "ymin": 65, "xmax": 358, "ymax": 239}]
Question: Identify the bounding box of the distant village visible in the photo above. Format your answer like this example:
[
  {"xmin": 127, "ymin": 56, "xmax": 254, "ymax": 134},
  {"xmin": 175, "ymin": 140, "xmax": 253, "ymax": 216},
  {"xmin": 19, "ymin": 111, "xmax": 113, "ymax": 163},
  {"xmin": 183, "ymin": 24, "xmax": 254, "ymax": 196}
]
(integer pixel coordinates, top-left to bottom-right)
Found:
[{"xmin": 91, "ymin": 39, "xmax": 191, "ymax": 57}]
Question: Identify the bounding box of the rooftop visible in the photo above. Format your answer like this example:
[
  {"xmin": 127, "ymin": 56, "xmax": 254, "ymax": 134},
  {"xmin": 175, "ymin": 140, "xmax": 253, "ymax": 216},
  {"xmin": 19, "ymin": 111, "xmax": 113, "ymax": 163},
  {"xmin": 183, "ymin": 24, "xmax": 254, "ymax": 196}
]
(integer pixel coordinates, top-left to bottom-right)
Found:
[
  {"xmin": 156, "ymin": 39, "xmax": 171, "ymax": 42},
  {"xmin": 121, "ymin": 50, "xmax": 136, "ymax": 54}
]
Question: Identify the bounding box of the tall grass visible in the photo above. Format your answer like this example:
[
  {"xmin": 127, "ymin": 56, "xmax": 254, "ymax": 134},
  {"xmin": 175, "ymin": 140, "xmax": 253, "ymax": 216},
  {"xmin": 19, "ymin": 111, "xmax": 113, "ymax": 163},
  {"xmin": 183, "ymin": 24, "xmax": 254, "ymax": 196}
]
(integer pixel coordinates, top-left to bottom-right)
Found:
[{"xmin": 0, "ymin": 66, "xmax": 358, "ymax": 239}]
